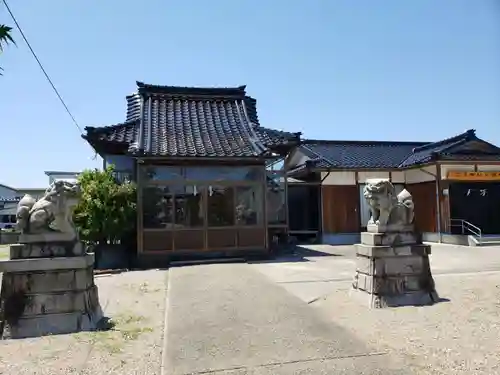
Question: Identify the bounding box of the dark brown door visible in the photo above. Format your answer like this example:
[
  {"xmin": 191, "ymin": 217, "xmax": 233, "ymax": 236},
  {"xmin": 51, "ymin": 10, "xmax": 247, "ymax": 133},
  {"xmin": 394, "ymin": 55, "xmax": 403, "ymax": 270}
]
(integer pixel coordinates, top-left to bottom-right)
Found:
[
  {"xmin": 322, "ymin": 185, "xmax": 360, "ymax": 233},
  {"xmin": 406, "ymin": 182, "xmax": 437, "ymax": 232}
]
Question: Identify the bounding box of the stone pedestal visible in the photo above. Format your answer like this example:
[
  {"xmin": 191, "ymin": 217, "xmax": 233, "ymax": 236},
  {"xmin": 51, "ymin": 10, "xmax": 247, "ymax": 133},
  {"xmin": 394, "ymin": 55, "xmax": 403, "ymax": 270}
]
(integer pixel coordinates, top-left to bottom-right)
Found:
[
  {"xmin": 351, "ymin": 227, "xmax": 438, "ymax": 308},
  {"xmin": 0, "ymin": 241, "xmax": 103, "ymax": 339}
]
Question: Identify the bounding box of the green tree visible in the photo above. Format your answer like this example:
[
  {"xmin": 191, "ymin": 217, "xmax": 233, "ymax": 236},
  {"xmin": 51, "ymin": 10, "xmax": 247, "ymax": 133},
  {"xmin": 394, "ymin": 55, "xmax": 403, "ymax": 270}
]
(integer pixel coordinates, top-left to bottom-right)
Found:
[
  {"xmin": 0, "ymin": 24, "xmax": 15, "ymax": 74},
  {"xmin": 73, "ymin": 166, "xmax": 136, "ymax": 246}
]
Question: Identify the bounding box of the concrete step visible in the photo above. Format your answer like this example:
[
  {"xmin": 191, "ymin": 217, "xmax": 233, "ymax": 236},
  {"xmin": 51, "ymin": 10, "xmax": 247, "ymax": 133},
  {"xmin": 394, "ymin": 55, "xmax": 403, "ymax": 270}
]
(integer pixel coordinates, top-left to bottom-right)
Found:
[
  {"xmin": 478, "ymin": 240, "xmax": 500, "ymax": 247},
  {"xmin": 469, "ymin": 235, "xmax": 500, "ymax": 246},
  {"xmin": 482, "ymin": 236, "xmax": 500, "ymax": 242}
]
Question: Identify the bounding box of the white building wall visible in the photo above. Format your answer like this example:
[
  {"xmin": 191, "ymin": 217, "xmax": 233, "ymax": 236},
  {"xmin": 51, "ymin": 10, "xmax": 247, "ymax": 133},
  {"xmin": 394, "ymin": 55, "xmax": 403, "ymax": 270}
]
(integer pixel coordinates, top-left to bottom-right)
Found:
[
  {"xmin": 391, "ymin": 171, "xmax": 405, "ymax": 183},
  {"xmin": 321, "ymin": 171, "xmax": 356, "ymax": 185},
  {"xmin": 404, "ymin": 165, "xmax": 437, "ymax": 184},
  {"xmin": 474, "ymin": 164, "xmax": 500, "ymax": 172},
  {"xmin": 357, "ymin": 171, "xmax": 390, "ymax": 183},
  {"xmin": 321, "ymin": 168, "xmax": 438, "ymax": 185}
]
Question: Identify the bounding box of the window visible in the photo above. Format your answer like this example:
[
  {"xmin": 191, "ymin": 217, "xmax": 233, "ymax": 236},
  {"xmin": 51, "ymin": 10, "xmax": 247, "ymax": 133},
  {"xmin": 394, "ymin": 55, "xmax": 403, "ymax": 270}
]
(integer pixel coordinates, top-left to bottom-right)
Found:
[
  {"xmin": 267, "ymin": 178, "xmax": 286, "ymax": 226},
  {"xmin": 207, "ymin": 186, "xmax": 234, "ymax": 226},
  {"xmin": 113, "ymin": 171, "xmax": 133, "ymax": 183},
  {"xmin": 174, "ymin": 185, "xmax": 204, "ymax": 228},
  {"xmin": 235, "ymin": 186, "xmax": 263, "ymax": 225},
  {"xmin": 142, "ymin": 186, "xmax": 174, "ymax": 228},
  {"xmin": 140, "ymin": 166, "xmax": 183, "ymax": 182},
  {"xmin": 184, "ymin": 166, "xmax": 263, "ymax": 182}
]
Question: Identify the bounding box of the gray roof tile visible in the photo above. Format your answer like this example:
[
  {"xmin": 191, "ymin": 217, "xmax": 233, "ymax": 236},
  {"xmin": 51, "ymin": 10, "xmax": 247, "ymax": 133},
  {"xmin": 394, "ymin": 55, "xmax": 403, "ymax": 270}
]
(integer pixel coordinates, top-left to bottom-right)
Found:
[
  {"xmin": 85, "ymin": 82, "xmax": 300, "ymax": 158},
  {"xmin": 297, "ymin": 129, "xmax": 499, "ymax": 170},
  {"xmin": 300, "ymin": 140, "xmax": 427, "ymax": 169}
]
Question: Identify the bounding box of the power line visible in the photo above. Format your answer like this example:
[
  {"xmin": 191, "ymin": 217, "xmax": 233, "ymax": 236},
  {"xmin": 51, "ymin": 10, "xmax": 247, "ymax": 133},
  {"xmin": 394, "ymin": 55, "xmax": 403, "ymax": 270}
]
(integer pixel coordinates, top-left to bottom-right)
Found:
[{"xmin": 2, "ymin": 0, "xmax": 83, "ymax": 134}]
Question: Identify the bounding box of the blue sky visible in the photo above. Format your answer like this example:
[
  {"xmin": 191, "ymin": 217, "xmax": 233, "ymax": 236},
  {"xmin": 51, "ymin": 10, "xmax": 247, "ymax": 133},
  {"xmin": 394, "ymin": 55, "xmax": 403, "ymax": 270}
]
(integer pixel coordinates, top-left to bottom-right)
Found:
[{"xmin": 1, "ymin": 0, "xmax": 499, "ymax": 187}]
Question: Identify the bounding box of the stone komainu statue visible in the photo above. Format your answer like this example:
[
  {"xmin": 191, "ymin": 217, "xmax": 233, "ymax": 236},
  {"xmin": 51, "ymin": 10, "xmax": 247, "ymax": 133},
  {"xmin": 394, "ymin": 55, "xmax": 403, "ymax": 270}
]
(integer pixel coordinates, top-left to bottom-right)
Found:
[
  {"xmin": 16, "ymin": 180, "xmax": 81, "ymax": 239},
  {"xmin": 363, "ymin": 179, "xmax": 414, "ymax": 228}
]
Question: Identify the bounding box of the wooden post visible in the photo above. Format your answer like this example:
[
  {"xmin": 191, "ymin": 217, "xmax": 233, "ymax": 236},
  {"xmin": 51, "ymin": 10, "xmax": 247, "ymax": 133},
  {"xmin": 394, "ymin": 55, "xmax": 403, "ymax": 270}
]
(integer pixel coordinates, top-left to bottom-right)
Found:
[
  {"xmin": 136, "ymin": 160, "xmax": 144, "ymax": 254},
  {"xmin": 435, "ymin": 164, "xmax": 442, "ymax": 242},
  {"xmin": 262, "ymin": 165, "xmax": 268, "ymax": 251}
]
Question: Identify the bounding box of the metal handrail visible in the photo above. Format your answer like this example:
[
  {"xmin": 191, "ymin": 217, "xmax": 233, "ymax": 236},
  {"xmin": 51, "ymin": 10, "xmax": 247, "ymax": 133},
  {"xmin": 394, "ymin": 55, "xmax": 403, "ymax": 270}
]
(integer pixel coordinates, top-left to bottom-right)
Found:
[{"xmin": 450, "ymin": 218, "xmax": 482, "ymax": 244}]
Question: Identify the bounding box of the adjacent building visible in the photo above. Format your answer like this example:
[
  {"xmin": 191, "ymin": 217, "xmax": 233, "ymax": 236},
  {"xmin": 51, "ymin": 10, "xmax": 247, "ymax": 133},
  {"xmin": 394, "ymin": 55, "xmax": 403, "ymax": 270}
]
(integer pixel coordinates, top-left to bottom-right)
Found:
[
  {"xmin": 45, "ymin": 171, "xmax": 80, "ymax": 185},
  {"xmin": 0, "ymin": 184, "xmax": 44, "ymax": 229},
  {"xmin": 0, "ymin": 175, "xmax": 64, "ymax": 229},
  {"xmin": 83, "ymin": 81, "xmax": 300, "ymax": 264},
  {"xmin": 286, "ymin": 129, "xmax": 500, "ymax": 244}
]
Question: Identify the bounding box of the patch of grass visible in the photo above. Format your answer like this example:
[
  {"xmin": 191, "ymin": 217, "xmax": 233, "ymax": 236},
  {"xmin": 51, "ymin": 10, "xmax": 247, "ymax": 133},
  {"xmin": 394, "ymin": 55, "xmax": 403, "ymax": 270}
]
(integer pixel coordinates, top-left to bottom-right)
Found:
[
  {"xmin": 121, "ymin": 281, "xmax": 161, "ymax": 293},
  {"xmin": 72, "ymin": 313, "xmax": 153, "ymax": 354},
  {"xmin": 120, "ymin": 326, "xmax": 154, "ymax": 340},
  {"xmin": 139, "ymin": 282, "xmax": 161, "ymax": 293}
]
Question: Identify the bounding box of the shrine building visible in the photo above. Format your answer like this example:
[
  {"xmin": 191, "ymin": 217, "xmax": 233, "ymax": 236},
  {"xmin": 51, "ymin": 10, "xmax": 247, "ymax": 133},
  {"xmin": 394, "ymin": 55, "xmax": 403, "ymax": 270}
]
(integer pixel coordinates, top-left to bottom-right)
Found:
[{"xmin": 285, "ymin": 129, "xmax": 500, "ymax": 246}]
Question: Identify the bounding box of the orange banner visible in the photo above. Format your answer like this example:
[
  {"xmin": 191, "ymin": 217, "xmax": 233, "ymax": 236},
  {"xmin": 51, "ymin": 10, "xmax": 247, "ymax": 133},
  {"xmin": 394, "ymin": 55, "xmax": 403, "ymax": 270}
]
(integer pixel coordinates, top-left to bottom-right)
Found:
[{"xmin": 447, "ymin": 171, "xmax": 500, "ymax": 181}]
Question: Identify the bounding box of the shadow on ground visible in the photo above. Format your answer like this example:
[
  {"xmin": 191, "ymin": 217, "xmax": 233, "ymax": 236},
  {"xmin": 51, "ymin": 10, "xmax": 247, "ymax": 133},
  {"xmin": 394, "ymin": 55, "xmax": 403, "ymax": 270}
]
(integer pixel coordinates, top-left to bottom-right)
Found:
[{"xmin": 250, "ymin": 245, "xmax": 345, "ymax": 264}]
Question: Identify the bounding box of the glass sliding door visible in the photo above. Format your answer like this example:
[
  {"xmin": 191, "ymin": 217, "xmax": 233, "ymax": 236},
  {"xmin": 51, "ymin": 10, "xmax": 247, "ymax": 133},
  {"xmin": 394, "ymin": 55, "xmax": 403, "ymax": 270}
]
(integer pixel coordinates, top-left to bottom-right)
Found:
[{"xmin": 141, "ymin": 165, "xmax": 267, "ymax": 253}]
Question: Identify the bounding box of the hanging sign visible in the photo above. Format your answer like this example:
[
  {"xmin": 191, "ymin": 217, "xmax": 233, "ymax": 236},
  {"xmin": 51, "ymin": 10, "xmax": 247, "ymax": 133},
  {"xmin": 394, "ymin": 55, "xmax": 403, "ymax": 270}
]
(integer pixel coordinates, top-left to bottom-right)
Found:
[{"xmin": 447, "ymin": 171, "xmax": 500, "ymax": 181}]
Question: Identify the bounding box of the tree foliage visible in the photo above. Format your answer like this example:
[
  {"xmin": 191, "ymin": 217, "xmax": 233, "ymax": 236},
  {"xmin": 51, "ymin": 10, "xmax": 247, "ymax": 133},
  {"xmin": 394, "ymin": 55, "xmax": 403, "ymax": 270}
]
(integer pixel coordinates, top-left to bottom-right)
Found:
[
  {"xmin": 0, "ymin": 24, "xmax": 15, "ymax": 75},
  {"xmin": 73, "ymin": 166, "xmax": 136, "ymax": 245}
]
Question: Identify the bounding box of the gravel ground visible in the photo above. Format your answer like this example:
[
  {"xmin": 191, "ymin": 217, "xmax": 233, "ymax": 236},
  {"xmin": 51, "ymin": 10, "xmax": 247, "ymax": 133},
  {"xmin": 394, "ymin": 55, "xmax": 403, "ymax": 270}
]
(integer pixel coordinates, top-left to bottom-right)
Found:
[
  {"xmin": 0, "ymin": 269, "xmax": 168, "ymax": 375},
  {"xmin": 312, "ymin": 271, "xmax": 500, "ymax": 375}
]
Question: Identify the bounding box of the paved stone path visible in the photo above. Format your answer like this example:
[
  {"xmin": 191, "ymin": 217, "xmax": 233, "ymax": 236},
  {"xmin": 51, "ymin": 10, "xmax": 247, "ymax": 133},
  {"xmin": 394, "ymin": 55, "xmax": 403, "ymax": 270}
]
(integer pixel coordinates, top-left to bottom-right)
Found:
[{"xmin": 163, "ymin": 263, "xmax": 409, "ymax": 375}]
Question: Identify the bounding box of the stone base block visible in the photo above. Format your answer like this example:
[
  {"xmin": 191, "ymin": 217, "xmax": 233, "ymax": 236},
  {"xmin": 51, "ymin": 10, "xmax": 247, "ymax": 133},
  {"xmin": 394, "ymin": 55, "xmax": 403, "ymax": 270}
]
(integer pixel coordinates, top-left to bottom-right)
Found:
[
  {"xmin": 356, "ymin": 254, "xmax": 429, "ymax": 277},
  {"xmin": 18, "ymin": 232, "xmax": 77, "ymax": 244},
  {"xmin": 0, "ymin": 254, "xmax": 95, "ymax": 273},
  {"xmin": 9, "ymin": 242, "xmax": 84, "ymax": 259},
  {"xmin": 1, "ymin": 306, "xmax": 103, "ymax": 339},
  {"xmin": 355, "ymin": 243, "xmax": 431, "ymax": 258},
  {"xmin": 367, "ymin": 223, "xmax": 415, "ymax": 234},
  {"xmin": 361, "ymin": 232, "xmax": 421, "ymax": 247},
  {"xmin": 350, "ymin": 287, "xmax": 439, "ymax": 308},
  {"xmin": 352, "ymin": 231, "xmax": 437, "ymax": 308},
  {"xmin": 0, "ymin": 244, "xmax": 104, "ymax": 339},
  {"xmin": 20, "ymin": 285, "xmax": 100, "ymax": 316},
  {"xmin": 1, "ymin": 267, "xmax": 94, "ymax": 294},
  {"xmin": 353, "ymin": 271, "xmax": 436, "ymax": 294}
]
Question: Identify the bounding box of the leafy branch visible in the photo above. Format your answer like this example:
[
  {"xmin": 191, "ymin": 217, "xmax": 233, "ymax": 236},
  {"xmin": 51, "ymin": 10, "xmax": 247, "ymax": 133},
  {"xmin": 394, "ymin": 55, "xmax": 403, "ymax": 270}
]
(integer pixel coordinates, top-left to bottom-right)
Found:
[{"xmin": 0, "ymin": 24, "xmax": 16, "ymax": 75}]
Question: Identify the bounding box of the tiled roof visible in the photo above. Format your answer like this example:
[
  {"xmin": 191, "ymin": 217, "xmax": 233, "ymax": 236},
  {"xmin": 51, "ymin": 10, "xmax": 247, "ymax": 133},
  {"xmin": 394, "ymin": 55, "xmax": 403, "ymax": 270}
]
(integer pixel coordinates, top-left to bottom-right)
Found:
[
  {"xmin": 300, "ymin": 140, "xmax": 427, "ymax": 169},
  {"xmin": 397, "ymin": 129, "xmax": 476, "ymax": 167},
  {"xmin": 85, "ymin": 82, "xmax": 300, "ymax": 158},
  {"xmin": 0, "ymin": 196, "xmax": 22, "ymax": 203},
  {"xmin": 86, "ymin": 120, "xmax": 139, "ymax": 147},
  {"xmin": 296, "ymin": 129, "xmax": 499, "ymax": 170}
]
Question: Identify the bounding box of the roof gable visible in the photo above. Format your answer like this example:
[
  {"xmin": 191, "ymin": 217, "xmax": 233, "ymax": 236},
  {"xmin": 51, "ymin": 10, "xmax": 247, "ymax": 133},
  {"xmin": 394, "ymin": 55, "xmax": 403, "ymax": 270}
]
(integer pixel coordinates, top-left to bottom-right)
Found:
[
  {"xmin": 398, "ymin": 129, "xmax": 488, "ymax": 167},
  {"xmin": 84, "ymin": 82, "xmax": 300, "ymax": 158},
  {"xmin": 299, "ymin": 140, "xmax": 427, "ymax": 169},
  {"xmin": 136, "ymin": 81, "xmax": 248, "ymax": 98},
  {"xmin": 294, "ymin": 129, "xmax": 500, "ymax": 170}
]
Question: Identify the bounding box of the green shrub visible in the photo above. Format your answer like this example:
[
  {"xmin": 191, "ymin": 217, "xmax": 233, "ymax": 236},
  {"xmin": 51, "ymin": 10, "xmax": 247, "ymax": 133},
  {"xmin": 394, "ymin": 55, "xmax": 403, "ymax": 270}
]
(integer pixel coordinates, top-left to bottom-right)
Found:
[{"xmin": 73, "ymin": 166, "xmax": 136, "ymax": 246}]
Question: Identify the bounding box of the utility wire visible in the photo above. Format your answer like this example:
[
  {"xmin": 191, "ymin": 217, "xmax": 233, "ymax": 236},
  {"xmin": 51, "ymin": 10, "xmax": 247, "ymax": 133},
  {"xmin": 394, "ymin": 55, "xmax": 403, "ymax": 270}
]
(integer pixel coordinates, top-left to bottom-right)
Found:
[{"xmin": 2, "ymin": 0, "xmax": 83, "ymax": 134}]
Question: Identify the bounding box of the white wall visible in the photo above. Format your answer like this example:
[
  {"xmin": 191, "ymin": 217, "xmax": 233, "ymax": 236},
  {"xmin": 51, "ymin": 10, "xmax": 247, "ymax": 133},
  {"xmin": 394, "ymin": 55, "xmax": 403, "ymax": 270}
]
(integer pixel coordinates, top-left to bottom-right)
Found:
[
  {"xmin": 357, "ymin": 171, "xmax": 390, "ymax": 183},
  {"xmin": 404, "ymin": 165, "xmax": 437, "ymax": 184},
  {"xmin": 391, "ymin": 171, "xmax": 405, "ymax": 183},
  {"xmin": 476, "ymin": 165, "xmax": 500, "ymax": 172},
  {"xmin": 321, "ymin": 171, "xmax": 356, "ymax": 185},
  {"xmin": 321, "ymin": 169, "xmax": 433, "ymax": 185}
]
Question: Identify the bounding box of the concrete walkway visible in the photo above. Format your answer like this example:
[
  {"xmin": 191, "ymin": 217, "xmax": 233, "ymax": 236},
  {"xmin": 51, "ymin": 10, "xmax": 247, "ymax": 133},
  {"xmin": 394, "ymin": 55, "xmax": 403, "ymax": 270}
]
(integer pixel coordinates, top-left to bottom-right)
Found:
[{"xmin": 163, "ymin": 263, "xmax": 408, "ymax": 375}]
